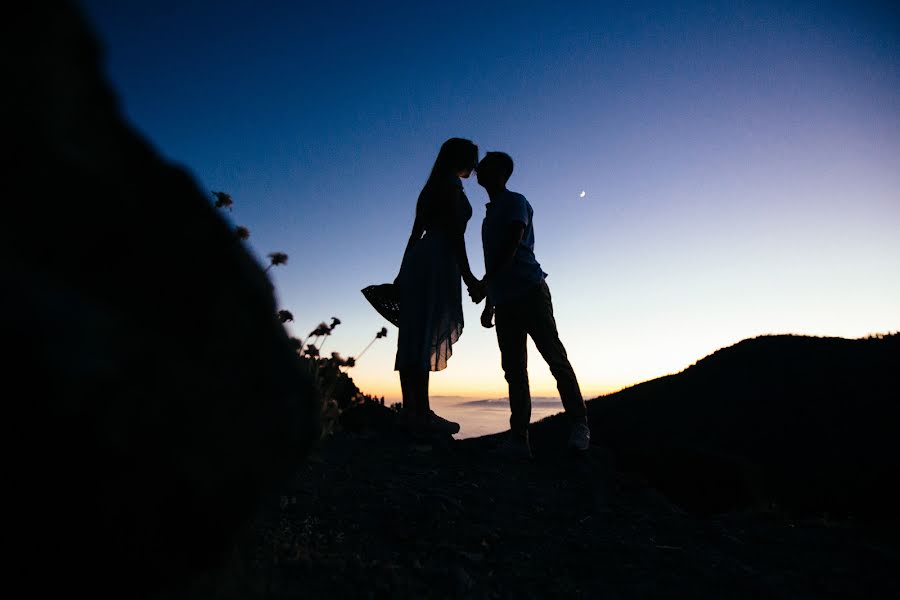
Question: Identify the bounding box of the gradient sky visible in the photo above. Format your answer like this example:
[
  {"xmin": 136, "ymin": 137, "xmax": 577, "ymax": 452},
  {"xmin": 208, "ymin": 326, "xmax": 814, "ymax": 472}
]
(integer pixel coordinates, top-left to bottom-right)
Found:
[{"xmin": 79, "ymin": 0, "xmax": 899, "ymax": 400}]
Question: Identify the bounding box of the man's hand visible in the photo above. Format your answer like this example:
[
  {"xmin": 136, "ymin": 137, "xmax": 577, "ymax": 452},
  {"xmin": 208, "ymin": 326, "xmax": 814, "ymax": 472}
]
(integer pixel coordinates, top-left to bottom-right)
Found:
[
  {"xmin": 468, "ymin": 279, "xmax": 487, "ymax": 304},
  {"xmin": 480, "ymin": 304, "xmax": 494, "ymax": 328}
]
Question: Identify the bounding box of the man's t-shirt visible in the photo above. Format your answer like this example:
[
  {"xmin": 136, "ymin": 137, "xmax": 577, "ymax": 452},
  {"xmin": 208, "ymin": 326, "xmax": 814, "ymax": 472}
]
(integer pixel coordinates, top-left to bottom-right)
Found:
[{"xmin": 481, "ymin": 190, "xmax": 547, "ymax": 305}]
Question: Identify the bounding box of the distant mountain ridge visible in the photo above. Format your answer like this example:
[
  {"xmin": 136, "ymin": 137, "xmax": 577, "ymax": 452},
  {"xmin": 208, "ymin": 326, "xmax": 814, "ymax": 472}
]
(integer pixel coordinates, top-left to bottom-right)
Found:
[
  {"xmin": 459, "ymin": 397, "xmax": 561, "ymax": 407},
  {"xmin": 534, "ymin": 333, "xmax": 900, "ymax": 518}
]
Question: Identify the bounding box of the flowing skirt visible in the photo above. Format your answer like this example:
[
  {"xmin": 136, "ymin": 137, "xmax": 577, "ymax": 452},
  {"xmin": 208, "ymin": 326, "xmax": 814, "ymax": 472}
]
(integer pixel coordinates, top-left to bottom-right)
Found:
[{"xmin": 394, "ymin": 232, "xmax": 463, "ymax": 372}]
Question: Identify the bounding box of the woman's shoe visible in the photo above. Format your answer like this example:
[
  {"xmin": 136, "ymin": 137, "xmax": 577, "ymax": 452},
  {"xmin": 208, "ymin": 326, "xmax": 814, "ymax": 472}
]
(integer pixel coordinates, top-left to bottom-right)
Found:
[{"xmin": 429, "ymin": 410, "xmax": 460, "ymax": 435}]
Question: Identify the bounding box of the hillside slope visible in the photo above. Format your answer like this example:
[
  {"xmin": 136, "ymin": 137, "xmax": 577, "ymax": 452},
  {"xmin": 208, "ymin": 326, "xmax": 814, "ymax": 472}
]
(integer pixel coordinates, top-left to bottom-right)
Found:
[
  {"xmin": 165, "ymin": 334, "xmax": 900, "ymax": 597},
  {"xmin": 564, "ymin": 334, "xmax": 899, "ymax": 516}
]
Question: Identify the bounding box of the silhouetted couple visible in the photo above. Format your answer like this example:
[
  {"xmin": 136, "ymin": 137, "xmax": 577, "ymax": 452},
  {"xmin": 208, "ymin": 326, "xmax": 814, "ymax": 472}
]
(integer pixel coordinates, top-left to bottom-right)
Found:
[{"xmin": 394, "ymin": 138, "xmax": 590, "ymax": 457}]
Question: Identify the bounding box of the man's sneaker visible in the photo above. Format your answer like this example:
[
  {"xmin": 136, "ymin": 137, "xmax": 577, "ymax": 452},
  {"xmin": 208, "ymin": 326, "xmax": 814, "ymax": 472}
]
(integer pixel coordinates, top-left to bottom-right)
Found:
[
  {"xmin": 494, "ymin": 433, "xmax": 533, "ymax": 460},
  {"xmin": 429, "ymin": 410, "xmax": 461, "ymax": 435},
  {"xmin": 568, "ymin": 423, "xmax": 591, "ymax": 451}
]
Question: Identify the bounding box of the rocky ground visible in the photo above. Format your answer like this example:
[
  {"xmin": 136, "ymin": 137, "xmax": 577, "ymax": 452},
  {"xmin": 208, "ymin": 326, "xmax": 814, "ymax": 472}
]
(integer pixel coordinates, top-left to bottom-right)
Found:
[{"xmin": 171, "ymin": 406, "xmax": 900, "ymax": 599}]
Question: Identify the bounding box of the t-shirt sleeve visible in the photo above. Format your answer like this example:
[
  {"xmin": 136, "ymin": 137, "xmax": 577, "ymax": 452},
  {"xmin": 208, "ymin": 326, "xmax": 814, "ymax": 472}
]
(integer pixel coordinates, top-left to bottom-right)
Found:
[{"xmin": 506, "ymin": 194, "xmax": 530, "ymax": 227}]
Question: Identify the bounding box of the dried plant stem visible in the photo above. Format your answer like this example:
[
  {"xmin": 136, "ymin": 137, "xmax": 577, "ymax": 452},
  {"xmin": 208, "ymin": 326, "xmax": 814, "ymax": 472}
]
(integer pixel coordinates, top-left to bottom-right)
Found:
[
  {"xmin": 356, "ymin": 337, "xmax": 378, "ymax": 361},
  {"xmin": 317, "ymin": 334, "xmax": 330, "ymax": 354}
]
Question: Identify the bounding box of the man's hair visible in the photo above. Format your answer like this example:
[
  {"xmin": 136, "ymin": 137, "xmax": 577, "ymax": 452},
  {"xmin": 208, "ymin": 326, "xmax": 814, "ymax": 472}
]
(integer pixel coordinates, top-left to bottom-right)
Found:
[{"xmin": 483, "ymin": 151, "xmax": 514, "ymax": 182}]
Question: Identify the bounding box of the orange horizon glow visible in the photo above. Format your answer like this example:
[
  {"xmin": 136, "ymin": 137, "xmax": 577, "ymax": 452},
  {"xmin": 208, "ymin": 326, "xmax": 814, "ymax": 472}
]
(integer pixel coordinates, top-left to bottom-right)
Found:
[{"xmin": 341, "ymin": 327, "xmax": 900, "ymax": 402}]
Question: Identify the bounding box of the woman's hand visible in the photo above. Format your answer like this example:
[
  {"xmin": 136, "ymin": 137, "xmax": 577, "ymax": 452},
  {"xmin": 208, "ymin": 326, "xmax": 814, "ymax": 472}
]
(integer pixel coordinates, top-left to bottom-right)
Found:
[
  {"xmin": 467, "ymin": 277, "xmax": 486, "ymax": 304},
  {"xmin": 480, "ymin": 304, "xmax": 494, "ymax": 328}
]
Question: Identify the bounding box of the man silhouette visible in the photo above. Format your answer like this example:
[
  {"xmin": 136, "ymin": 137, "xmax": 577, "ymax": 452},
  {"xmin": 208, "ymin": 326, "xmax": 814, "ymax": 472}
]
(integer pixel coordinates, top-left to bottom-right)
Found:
[{"xmin": 472, "ymin": 152, "xmax": 590, "ymax": 458}]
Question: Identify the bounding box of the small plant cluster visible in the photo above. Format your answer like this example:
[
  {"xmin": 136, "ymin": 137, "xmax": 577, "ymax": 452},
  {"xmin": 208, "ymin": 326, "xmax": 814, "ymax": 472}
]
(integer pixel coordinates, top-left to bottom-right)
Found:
[
  {"xmin": 213, "ymin": 191, "xmax": 290, "ymax": 272},
  {"xmin": 213, "ymin": 191, "xmax": 388, "ymax": 438},
  {"xmin": 293, "ymin": 320, "xmax": 389, "ymax": 437}
]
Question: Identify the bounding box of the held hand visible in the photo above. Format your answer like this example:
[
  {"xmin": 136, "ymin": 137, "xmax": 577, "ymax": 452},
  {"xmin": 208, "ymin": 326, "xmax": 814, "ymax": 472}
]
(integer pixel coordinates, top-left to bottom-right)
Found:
[
  {"xmin": 467, "ymin": 279, "xmax": 486, "ymax": 304},
  {"xmin": 480, "ymin": 305, "xmax": 494, "ymax": 328}
]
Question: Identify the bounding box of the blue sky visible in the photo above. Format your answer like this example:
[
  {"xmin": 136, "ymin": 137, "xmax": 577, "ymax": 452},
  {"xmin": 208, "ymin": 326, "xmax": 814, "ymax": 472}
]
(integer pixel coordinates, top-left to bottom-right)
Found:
[{"xmin": 78, "ymin": 0, "xmax": 899, "ymax": 399}]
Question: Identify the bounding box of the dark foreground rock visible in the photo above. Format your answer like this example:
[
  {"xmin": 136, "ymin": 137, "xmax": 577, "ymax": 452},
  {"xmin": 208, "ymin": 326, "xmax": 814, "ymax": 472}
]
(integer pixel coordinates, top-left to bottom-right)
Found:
[
  {"xmin": 3, "ymin": 3, "xmax": 318, "ymax": 596},
  {"xmin": 175, "ymin": 407, "xmax": 900, "ymax": 598}
]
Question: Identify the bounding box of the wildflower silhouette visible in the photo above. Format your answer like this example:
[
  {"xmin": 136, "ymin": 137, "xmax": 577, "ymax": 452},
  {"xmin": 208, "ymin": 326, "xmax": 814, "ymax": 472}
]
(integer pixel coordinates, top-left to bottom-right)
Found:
[
  {"xmin": 311, "ymin": 322, "xmax": 331, "ymax": 337},
  {"xmin": 317, "ymin": 317, "xmax": 341, "ymax": 354},
  {"xmin": 291, "ymin": 316, "xmax": 384, "ymax": 439},
  {"xmin": 356, "ymin": 326, "xmax": 389, "ymax": 362},
  {"xmin": 210, "ymin": 191, "xmax": 252, "ymax": 245},
  {"xmin": 212, "ymin": 191, "xmax": 233, "ymax": 210},
  {"xmin": 331, "ymin": 353, "xmax": 355, "ymax": 368},
  {"xmin": 297, "ymin": 321, "xmax": 331, "ymax": 352},
  {"xmin": 330, "ymin": 352, "xmax": 355, "ymax": 367},
  {"xmin": 210, "ymin": 183, "xmax": 377, "ymax": 438},
  {"xmin": 307, "ymin": 321, "xmax": 330, "ymax": 343},
  {"xmin": 265, "ymin": 252, "xmax": 288, "ymax": 272}
]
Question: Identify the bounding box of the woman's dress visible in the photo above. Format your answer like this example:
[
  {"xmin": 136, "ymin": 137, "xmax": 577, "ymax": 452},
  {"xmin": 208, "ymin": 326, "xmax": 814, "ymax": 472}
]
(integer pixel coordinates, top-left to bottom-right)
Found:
[{"xmin": 394, "ymin": 177, "xmax": 472, "ymax": 371}]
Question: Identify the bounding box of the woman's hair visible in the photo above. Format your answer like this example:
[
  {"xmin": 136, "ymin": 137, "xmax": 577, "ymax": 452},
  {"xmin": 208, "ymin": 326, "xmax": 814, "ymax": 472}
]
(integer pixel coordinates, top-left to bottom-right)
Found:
[
  {"xmin": 426, "ymin": 138, "xmax": 479, "ymax": 184},
  {"xmin": 416, "ymin": 138, "xmax": 478, "ymax": 224}
]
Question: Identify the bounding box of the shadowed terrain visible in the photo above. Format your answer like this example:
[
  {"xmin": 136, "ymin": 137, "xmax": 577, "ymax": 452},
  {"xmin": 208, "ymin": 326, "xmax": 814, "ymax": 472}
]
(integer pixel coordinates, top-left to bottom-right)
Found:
[
  {"xmin": 173, "ymin": 334, "xmax": 900, "ymax": 598},
  {"xmin": 4, "ymin": 4, "xmax": 319, "ymax": 596}
]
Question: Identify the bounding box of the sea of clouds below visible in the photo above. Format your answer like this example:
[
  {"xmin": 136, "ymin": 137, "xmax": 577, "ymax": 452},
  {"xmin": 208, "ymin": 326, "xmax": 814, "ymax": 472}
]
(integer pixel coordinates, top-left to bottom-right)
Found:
[{"xmin": 430, "ymin": 397, "xmax": 564, "ymax": 439}]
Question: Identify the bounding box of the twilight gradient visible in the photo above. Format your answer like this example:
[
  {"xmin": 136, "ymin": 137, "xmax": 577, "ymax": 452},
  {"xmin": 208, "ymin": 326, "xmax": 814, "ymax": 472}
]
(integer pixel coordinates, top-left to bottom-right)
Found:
[{"xmin": 78, "ymin": 0, "xmax": 899, "ymax": 400}]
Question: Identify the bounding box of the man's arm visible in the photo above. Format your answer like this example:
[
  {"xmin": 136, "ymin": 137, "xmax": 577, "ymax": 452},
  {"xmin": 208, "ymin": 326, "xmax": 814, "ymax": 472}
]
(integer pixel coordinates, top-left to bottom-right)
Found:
[
  {"xmin": 480, "ymin": 299, "xmax": 495, "ymax": 328},
  {"xmin": 469, "ymin": 220, "xmax": 524, "ymax": 304}
]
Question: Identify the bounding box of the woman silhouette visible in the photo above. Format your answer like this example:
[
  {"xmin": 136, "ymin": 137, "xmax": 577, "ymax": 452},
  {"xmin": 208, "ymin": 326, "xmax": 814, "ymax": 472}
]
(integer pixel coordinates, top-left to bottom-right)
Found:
[{"xmin": 395, "ymin": 138, "xmax": 480, "ymax": 436}]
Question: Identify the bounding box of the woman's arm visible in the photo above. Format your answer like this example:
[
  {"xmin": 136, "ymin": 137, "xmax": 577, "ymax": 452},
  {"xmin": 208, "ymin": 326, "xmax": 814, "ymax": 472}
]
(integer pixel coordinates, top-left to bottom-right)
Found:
[
  {"xmin": 452, "ymin": 230, "xmax": 478, "ymax": 289},
  {"xmin": 443, "ymin": 187, "xmax": 478, "ymax": 289}
]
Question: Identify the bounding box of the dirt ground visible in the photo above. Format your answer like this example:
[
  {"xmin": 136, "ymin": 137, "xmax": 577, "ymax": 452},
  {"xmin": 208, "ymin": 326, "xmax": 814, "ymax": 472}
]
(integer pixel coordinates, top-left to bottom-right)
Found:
[{"xmin": 172, "ymin": 413, "xmax": 900, "ymax": 599}]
